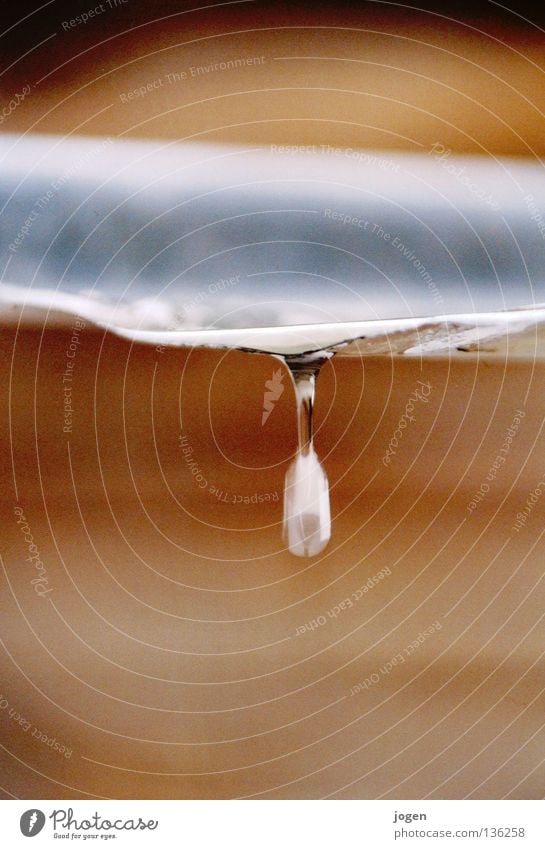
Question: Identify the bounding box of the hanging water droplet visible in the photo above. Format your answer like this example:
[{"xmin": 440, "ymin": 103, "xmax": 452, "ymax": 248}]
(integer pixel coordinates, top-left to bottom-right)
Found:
[{"xmin": 282, "ymin": 355, "xmax": 332, "ymax": 557}]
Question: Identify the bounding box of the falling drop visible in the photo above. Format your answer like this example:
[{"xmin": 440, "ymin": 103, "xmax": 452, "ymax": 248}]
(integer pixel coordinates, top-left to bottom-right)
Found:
[{"xmin": 282, "ymin": 354, "xmax": 332, "ymax": 557}]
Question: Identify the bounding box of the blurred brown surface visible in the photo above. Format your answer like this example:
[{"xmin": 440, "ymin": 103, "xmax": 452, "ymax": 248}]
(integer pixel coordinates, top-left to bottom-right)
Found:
[
  {"xmin": 1, "ymin": 1, "xmax": 545, "ymax": 156},
  {"xmin": 1, "ymin": 323, "xmax": 544, "ymax": 798}
]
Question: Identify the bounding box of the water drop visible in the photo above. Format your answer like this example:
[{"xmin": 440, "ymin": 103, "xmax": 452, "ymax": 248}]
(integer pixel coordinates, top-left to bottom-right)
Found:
[{"xmin": 282, "ymin": 354, "xmax": 332, "ymax": 557}]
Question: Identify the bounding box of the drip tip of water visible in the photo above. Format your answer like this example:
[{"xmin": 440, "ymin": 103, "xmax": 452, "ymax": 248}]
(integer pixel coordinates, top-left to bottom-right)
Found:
[{"xmin": 283, "ymin": 449, "xmax": 331, "ymax": 557}]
